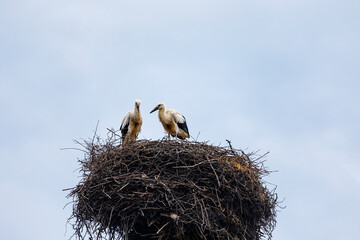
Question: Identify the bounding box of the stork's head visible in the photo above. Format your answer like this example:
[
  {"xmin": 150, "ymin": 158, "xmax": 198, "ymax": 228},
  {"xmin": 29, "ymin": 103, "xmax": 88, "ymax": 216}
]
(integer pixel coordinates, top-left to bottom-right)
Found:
[
  {"xmin": 135, "ymin": 99, "xmax": 141, "ymax": 111},
  {"xmin": 150, "ymin": 102, "xmax": 165, "ymax": 113}
]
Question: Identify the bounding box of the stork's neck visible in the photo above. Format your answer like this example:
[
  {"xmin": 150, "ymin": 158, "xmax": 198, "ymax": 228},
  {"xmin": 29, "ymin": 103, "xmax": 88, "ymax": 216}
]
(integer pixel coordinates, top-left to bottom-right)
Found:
[
  {"xmin": 158, "ymin": 108, "xmax": 166, "ymax": 119},
  {"xmin": 133, "ymin": 106, "xmax": 141, "ymax": 120},
  {"xmin": 134, "ymin": 105, "xmax": 140, "ymax": 113}
]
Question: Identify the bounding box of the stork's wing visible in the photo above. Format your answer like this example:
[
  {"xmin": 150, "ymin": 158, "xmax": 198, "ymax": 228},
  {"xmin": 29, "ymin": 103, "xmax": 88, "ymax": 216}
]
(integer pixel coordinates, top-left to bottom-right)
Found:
[
  {"xmin": 120, "ymin": 111, "xmax": 131, "ymax": 137},
  {"xmin": 171, "ymin": 111, "xmax": 189, "ymax": 136}
]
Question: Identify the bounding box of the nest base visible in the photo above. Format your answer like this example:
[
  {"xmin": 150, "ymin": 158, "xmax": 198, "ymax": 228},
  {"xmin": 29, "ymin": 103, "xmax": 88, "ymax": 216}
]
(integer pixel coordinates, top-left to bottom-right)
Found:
[{"xmin": 67, "ymin": 133, "xmax": 277, "ymax": 240}]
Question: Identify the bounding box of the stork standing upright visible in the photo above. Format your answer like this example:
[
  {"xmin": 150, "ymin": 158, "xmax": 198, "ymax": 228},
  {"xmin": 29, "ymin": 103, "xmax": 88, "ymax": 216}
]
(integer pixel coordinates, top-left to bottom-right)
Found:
[
  {"xmin": 120, "ymin": 100, "xmax": 143, "ymax": 144},
  {"xmin": 150, "ymin": 102, "xmax": 190, "ymax": 140}
]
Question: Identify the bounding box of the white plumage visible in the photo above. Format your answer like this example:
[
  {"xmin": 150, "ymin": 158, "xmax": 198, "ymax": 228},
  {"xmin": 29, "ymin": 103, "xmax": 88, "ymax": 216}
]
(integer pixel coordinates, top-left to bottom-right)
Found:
[
  {"xmin": 150, "ymin": 102, "xmax": 190, "ymax": 139},
  {"xmin": 120, "ymin": 100, "xmax": 143, "ymax": 143}
]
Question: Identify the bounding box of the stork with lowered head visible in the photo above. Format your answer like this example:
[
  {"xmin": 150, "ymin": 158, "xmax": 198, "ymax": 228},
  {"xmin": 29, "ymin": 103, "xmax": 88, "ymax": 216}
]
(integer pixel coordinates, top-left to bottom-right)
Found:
[
  {"xmin": 120, "ymin": 100, "xmax": 143, "ymax": 144},
  {"xmin": 150, "ymin": 102, "xmax": 190, "ymax": 140}
]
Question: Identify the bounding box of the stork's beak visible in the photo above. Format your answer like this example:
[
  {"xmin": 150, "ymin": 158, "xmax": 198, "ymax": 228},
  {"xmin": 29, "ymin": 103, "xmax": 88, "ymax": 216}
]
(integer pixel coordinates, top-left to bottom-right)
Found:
[
  {"xmin": 150, "ymin": 106, "xmax": 159, "ymax": 114},
  {"xmin": 136, "ymin": 105, "xmax": 140, "ymax": 111}
]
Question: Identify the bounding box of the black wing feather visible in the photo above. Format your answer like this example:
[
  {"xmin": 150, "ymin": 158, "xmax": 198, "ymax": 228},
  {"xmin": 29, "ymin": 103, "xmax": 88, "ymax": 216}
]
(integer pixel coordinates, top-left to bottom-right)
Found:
[
  {"xmin": 120, "ymin": 122, "xmax": 129, "ymax": 140},
  {"xmin": 177, "ymin": 115, "xmax": 189, "ymax": 135}
]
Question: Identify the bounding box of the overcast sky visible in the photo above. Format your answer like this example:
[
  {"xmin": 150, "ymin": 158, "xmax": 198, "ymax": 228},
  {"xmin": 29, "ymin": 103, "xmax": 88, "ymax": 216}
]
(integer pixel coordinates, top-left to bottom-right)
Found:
[{"xmin": 1, "ymin": 0, "xmax": 359, "ymax": 239}]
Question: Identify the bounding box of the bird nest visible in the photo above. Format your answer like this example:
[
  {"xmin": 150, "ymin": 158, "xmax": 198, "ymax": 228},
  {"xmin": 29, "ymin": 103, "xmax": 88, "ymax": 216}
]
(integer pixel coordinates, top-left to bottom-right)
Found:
[{"xmin": 66, "ymin": 130, "xmax": 278, "ymax": 240}]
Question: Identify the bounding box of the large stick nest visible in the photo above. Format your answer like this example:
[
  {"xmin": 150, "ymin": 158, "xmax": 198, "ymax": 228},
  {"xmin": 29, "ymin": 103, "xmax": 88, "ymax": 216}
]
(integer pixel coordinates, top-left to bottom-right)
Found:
[{"xmin": 66, "ymin": 130, "xmax": 278, "ymax": 240}]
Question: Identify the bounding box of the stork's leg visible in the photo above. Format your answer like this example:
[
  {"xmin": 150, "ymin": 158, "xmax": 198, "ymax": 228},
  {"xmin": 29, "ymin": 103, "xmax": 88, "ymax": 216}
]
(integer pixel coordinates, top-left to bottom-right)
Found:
[
  {"xmin": 123, "ymin": 135, "xmax": 128, "ymax": 145},
  {"xmin": 168, "ymin": 132, "xmax": 171, "ymax": 141}
]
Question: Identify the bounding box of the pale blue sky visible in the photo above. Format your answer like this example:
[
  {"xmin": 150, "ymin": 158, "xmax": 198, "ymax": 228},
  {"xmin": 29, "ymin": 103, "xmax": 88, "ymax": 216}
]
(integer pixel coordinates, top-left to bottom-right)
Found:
[{"xmin": 1, "ymin": 1, "xmax": 359, "ymax": 239}]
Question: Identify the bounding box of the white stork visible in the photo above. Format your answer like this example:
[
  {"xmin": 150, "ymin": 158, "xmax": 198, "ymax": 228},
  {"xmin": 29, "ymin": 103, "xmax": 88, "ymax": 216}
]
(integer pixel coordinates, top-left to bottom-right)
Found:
[
  {"xmin": 150, "ymin": 102, "xmax": 190, "ymax": 140},
  {"xmin": 120, "ymin": 100, "xmax": 143, "ymax": 144}
]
